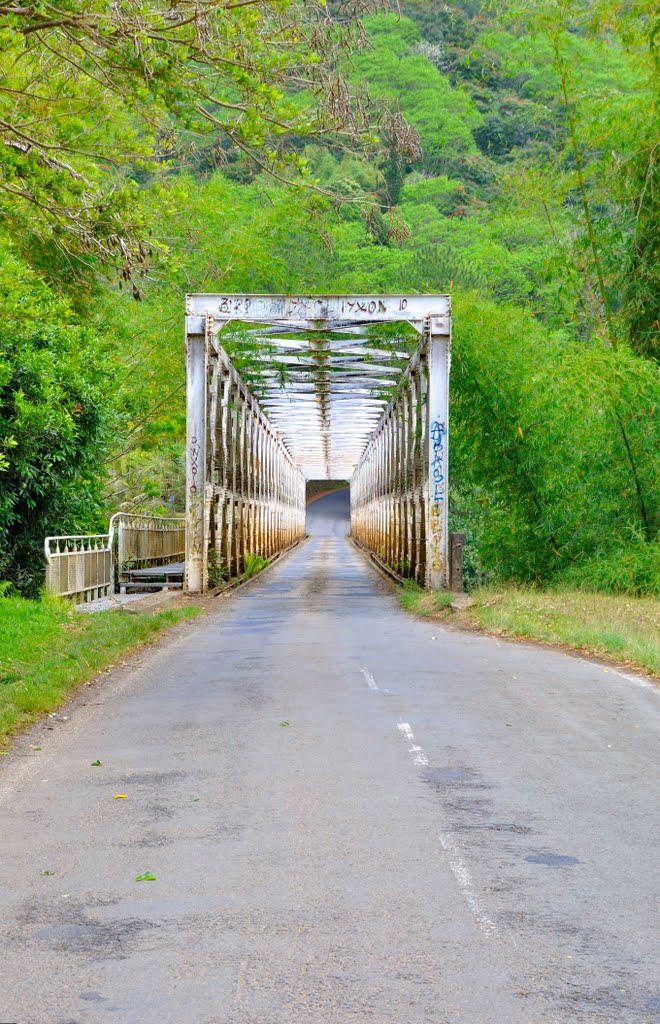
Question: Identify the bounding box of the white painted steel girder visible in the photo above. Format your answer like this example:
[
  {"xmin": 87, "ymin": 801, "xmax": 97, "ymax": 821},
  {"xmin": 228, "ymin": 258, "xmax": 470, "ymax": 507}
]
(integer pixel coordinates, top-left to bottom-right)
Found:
[
  {"xmin": 185, "ymin": 296, "xmax": 451, "ymax": 592},
  {"xmin": 187, "ymin": 293, "xmax": 450, "ymax": 327}
]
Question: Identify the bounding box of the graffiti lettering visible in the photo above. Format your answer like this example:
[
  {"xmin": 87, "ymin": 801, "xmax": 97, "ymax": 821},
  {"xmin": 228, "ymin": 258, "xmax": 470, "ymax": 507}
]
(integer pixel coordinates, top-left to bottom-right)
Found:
[
  {"xmin": 217, "ymin": 297, "xmax": 253, "ymax": 316},
  {"xmin": 189, "ymin": 436, "xmax": 200, "ymax": 495},
  {"xmin": 340, "ymin": 298, "xmax": 392, "ymax": 316},
  {"xmin": 216, "ymin": 296, "xmax": 409, "ymax": 320},
  {"xmin": 429, "ymin": 420, "xmax": 447, "ymax": 573},
  {"xmin": 430, "ymin": 420, "xmax": 447, "ymax": 503}
]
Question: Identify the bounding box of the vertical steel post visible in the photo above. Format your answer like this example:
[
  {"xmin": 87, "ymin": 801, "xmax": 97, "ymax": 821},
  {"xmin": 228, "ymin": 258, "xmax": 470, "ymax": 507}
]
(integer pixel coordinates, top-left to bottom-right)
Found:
[
  {"xmin": 185, "ymin": 315, "xmax": 209, "ymax": 594},
  {"xmin": 425, "ymin": 314, "xmax": 452, "ymax": 590}
]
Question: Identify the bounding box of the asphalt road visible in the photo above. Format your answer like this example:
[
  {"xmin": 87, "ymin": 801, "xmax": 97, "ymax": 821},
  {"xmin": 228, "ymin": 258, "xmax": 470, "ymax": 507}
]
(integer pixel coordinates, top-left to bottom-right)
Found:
[{"xmin": 0, "ymin": 490, "xmax": 658, "ymax": 1024}]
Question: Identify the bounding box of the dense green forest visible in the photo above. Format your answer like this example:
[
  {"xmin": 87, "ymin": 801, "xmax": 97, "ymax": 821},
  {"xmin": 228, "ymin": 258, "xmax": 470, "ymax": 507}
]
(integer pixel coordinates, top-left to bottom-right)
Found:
[{"xmin": 1, "ymin": 0, "xmax": 658, "ymax": 594}]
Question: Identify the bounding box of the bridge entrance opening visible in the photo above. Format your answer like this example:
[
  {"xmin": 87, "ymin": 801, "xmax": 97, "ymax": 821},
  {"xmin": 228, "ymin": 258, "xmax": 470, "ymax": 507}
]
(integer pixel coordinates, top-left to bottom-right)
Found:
[{"xmin": 184, "ymin": 295, "xmax": 451, "ymax": 594}]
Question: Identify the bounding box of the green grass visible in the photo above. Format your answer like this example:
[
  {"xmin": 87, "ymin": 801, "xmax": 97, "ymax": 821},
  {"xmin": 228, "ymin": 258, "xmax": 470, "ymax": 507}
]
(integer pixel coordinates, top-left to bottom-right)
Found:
[
  {"xmin": 399, "ymin": 580, "xmax": 454, "ymax": 614},
  {"xmin": 243, "ymin": 553, "xmax": 270, "ymax": 579},
  {"xmin": 0, "ymin": 594, "xmax": 201, "ymax": 743},
  {"xmin": 401, "ymin": 584, "xmax": 660, "ymax": 677}
]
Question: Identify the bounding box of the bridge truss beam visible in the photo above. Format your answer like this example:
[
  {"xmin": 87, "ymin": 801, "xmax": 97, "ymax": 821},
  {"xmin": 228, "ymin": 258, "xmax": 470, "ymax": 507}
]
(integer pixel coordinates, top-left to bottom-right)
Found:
[
  {"xmin": 185, "ymin": 317, "xmax": 306, "ymax": 593},
  {"xmin": 350, "ymin": 318, "xmax": 451, "ymax": 589},
  {"xmin": 185, "ymin": 296, "xmax": 450, "ymax": 593}
]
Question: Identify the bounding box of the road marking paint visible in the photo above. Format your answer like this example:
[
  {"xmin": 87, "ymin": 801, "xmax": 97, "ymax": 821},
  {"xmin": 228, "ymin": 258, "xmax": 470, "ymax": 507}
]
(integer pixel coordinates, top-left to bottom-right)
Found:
[
  {"xmin": 361, "ymin": 668, "xmax": 379, "ymax": 691},
  {"xmin": 395, "ymin": 718, "xmax": 508, "ymax": 946},
  {"xmin": 397, "ymin": 720, "xmax": 429, "ymax": 766},
  {"xmin": 360, "ymin": 667, "xmax": 391, "ymax": 695},
  {"xmin": 439, "ymin": 831, "xmax": 500, "ymax": 940}
]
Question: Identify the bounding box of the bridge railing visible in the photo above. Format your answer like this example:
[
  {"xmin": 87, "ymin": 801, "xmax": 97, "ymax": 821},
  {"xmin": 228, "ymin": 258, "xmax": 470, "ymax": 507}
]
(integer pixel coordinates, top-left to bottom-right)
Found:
[
  {"xmin": 45, "ymin": 513, "xmax": 186, "ymax": 602},
  {"xmin": 111, "ymin": 513, "xmax": 185, "ymax": 584},
  {"xmin": 44, "ymin": 534, "xmax": 113, "ymax": 602}
]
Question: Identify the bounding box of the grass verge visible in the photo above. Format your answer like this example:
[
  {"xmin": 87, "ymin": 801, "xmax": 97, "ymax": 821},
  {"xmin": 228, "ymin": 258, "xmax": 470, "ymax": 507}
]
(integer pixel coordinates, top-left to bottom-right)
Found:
[
  {"xmin": 0, "ymin": 594, "xmax": 201, "ymax": 744},
  {"xmin": 400, "ymin": 584, "xmax": 660, "ymax": 677}
]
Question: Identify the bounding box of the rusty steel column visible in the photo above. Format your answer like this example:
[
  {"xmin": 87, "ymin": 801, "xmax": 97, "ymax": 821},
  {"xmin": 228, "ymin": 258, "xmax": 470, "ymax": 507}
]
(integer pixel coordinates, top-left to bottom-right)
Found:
[
  {"xmin": 185, "ymin": 324, "xmax": 305, "ymax": 594},
  {"xmin": 425, "ymin": 314, "xmax": 452, "ymax": 590},
  {"xmin": 184, "ymin": 315, "xmax": 210, "ymax": 594}
]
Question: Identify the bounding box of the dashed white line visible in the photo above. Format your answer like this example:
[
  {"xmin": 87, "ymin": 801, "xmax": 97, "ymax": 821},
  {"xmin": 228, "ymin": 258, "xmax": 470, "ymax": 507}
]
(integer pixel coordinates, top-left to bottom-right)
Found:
[
  {"xmin": 397, "ymin": 719, "xmax": 429, "ymax": 766},
  {"xmin": 360, "ymin": 667, "xmax": 391, "ymax": 695},
  {"xmin": 395, "ymin": 718, "xmax": 507, "ymax": 944},
  {"xmin": 361, "ymin": 668, "xmax": 379, "ymax": 692},
  {"xmin": 438, "ymin": 831, "xmax": 501, "ymax": 939}
]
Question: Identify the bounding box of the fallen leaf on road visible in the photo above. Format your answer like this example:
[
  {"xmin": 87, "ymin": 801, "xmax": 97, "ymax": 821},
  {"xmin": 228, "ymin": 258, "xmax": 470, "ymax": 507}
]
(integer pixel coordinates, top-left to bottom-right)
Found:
[
  {"xmin": 135, "ymin": 872, "xmax": 156, "ymax": 882},
  {"xmin": 114, "ymin": 794, "xmax": 128, "ymax": 799},
  {"xmin": 91, "ymin": 760, "xmax": 102, "ymax": 766},
  {"xmin": 41, "ymin": 869, "xmax": 54, "ymax": 876},
  {"xmin": 279, "ymin": 721, "xmax": 290, "ymax": 727}
]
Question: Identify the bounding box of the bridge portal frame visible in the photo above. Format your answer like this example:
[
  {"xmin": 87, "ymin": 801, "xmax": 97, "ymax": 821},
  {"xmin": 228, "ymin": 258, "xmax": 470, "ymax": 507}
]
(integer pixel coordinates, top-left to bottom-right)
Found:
[{"xmin": 185, "ymin": 294, "xmax": 451, "ymax": 593}]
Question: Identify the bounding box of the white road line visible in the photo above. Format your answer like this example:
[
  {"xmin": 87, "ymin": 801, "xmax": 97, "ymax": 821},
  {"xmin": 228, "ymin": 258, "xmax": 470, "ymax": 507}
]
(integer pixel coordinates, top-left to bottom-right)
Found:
[
  {"xmin": 438, "ymin": 831, "xmax": 501, "ymax": 939},
  {"xmin": 361, "ymin": 668, "xmax": 379, "ymax": 691},
  {"xmin": 397, "ymin": 720, "xmax": 429, "ymax": 766},
  {"xmin": 396, "ymin": 719, "xmax": 505, "ymax": 943},
  {"xmin": 360, "ymin": 667, "xmax": 391, "ymax": 695}
]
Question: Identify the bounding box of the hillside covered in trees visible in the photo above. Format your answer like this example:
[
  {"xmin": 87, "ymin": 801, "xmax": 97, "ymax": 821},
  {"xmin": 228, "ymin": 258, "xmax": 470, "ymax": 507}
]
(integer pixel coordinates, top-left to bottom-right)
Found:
[{"xmin": 0, "ymin": 0, "xmax": 658, "ymax": 594}]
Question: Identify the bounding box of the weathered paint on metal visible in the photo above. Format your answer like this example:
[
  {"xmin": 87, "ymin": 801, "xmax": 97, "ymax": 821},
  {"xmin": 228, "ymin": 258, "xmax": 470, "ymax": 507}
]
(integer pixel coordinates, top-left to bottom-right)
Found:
[
  {"xmin": 187, "ymin": 293, "xmax": 450, "ymax": 326},
  {"xmin": 185, "ymin": 295, "xmax": 452, "ymax": 592},
  {"xmin": 44, "ymin": 513, "xmax": 185, "ymax": 602},
  {"xmin": 44, "ymin": 533, "xmax": 113, "ymax": 602},
  {"xmin": 426, "ymin": 323, "xmax": 451, "ymax": 590},
  {"xmin": 184, "ymin": 321, "xmax": 209, "ymax": 594},
  {"xmin": 185, "ymin": 339, "xmax": 306, "ymax": 594},
  {"xmin": 350, "ymin": 310, "xmax": 452, "ymax": 589},
  {"xmin": 112, "ymin": 513, "xmax": 185, "ymax": 588}
]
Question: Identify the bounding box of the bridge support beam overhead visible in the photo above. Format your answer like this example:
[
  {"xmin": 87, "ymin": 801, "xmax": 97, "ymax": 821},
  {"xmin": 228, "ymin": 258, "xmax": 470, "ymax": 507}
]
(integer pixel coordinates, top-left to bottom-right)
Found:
[{"xmin": 185, "ymin": 296, "xmax": 451, "ymax": 593}]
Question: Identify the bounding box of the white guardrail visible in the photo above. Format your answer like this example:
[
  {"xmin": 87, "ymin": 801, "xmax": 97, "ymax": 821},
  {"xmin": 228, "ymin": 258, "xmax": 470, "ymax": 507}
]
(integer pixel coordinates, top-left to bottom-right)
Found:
[{"xmin": 44, "ymin": 514, "xmax": 185, "ymax": 603}]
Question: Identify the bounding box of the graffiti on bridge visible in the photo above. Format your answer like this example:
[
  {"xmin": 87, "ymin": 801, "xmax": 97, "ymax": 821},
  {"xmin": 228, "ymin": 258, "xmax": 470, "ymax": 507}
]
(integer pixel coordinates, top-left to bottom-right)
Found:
[{"xmin": 430, "ymin": 420, "xmax": 447, "ymax": 574}]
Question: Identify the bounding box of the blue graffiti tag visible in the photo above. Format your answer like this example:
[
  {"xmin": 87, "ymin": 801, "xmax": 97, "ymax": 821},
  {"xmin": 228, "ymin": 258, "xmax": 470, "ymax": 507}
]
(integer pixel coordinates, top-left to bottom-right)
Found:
[{"xmin": 430, "ymin": 421, "xmax": 447, "ymax": 503}]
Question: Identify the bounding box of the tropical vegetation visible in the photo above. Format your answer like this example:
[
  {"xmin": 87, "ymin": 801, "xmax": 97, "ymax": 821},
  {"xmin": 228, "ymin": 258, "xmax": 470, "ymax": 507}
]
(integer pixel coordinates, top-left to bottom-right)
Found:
[{"xmin": 0, "ymin": 0, "xmax": 658, "ymax": 597}]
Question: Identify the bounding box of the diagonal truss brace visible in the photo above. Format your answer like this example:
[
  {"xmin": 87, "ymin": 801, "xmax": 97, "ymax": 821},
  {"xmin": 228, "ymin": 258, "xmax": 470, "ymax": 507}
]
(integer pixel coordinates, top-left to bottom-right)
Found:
[
  {"xmin": 185, "ymin": 315, "xmax": 306, "ymax": 593},
  {"xmin": 185, "ymin": 297, "xmax": 451, "ymax": 593}
]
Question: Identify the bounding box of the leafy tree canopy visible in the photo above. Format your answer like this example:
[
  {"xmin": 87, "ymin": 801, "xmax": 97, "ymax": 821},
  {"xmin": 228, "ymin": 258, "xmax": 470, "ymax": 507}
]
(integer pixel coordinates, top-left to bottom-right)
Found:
[{"xmin": 0, "ymin": 0, "xmax": 416, "ymax": 278}]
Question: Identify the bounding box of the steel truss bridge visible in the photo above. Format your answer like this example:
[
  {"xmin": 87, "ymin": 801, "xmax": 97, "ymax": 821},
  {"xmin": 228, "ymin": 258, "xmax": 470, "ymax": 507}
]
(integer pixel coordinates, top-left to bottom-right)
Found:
[{"xmin": 185, "ymin": 294, "xmax": 453, "ymax": 594}]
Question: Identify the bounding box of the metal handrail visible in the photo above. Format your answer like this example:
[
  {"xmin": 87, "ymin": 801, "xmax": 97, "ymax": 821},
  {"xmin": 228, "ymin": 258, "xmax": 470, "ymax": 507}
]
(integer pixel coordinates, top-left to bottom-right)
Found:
[
  {"xmin": 108, "ymin": 512, "xmax": 185, "ymax": 543},
  {"xmin": 44, "ymin": 513, "xmax": 186, "ymax": 601},
  {"xmin": 44, "ymin": 533, "xmax": 113, "ymax": 602}
]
